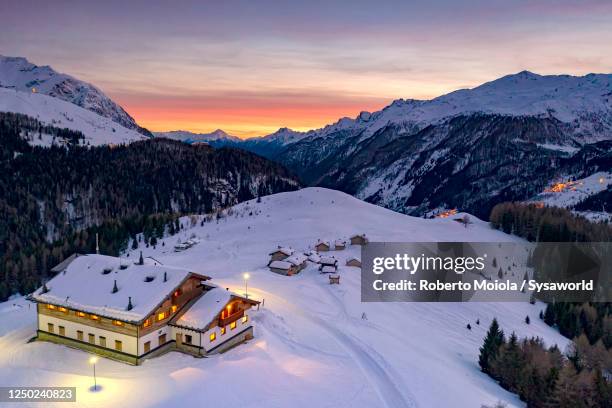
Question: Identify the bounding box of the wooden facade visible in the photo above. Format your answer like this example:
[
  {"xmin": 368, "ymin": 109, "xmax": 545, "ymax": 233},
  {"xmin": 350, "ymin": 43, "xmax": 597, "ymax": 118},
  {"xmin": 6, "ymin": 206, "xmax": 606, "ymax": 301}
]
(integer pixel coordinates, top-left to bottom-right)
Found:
[
  {"xmin": 350, "ymin": 234, "xmax": 368, "ymax": 246},
  {"xmin": 346, "ymin": 258, "xmax": 362, "ymax": 268},
  {"xmin": 315, "ymin": 242, "xmax": 330, "ymax": 252}
]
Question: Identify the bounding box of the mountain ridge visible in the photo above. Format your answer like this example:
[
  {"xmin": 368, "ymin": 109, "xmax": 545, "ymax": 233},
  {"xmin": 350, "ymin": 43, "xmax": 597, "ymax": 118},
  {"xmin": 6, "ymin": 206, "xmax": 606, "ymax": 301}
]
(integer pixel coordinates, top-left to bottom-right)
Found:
[{"xmin": 0, "ymin": 55, "xmax": 151, "ymax": 136}]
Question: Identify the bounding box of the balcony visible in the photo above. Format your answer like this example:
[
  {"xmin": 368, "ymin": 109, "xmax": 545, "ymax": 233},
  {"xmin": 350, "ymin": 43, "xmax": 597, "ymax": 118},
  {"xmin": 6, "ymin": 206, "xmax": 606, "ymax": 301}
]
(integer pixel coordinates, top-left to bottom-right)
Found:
[{"xmin": 218, "ymin": 309, "xmax": 244, "ymax": 327}]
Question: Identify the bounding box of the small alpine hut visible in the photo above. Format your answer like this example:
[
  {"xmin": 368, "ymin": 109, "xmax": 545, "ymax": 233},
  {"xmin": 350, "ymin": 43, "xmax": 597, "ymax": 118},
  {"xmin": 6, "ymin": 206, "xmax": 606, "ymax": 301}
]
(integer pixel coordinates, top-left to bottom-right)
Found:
[
  {"xmin": 334, "ymin": 239, "xmax": 346, "ymax": 250},
  {"xmin": 319, "ymin": 256, "xmax": 338, "ymax": 267},
  {"xmin": 319, "ymin": 264, "xmax": 338, "ymax": 274},
  {"xmin": 346, "ymin": 257, "xmax": 362, "ymax": 268},
  {"xmin": 268, "ymin": 260, "xmax": 300, "ymax": 276},
  {"xmin": 268, "ymin": 246, "xmax": 295, "ymax": 262},
  {"xmin": 350, "ymin": 234, "xmax": 369, "ymax": 246},
  {"xmin": 284, "ymin": 253, "xmax": 308, "ymax": 272},
  {"xmin": 314, "ymin": 240, "xmax": 330, "ymax": 252},
  {"xmin": 305, "ymin": 250, "xmax": 320, "ymax": 263}
]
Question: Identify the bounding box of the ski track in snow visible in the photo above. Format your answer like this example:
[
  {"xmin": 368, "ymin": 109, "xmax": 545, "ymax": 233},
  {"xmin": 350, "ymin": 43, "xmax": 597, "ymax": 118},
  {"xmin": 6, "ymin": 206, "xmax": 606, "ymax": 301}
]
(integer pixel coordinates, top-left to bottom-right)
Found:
[{"xmin": 260, "ymin": 287, "xmax": 415, "ymax": 408}]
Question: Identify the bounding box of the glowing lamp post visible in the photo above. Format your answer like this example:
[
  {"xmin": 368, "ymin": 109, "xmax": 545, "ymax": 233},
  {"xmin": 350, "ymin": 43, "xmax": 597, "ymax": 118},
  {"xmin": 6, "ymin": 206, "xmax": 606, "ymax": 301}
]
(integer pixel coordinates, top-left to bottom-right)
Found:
[
  {"xmin": 89, "ymin": 356, "xmax": 98, "ymax": 391},
  {"xmin": 243, "ymin": 273, "xmax": 250, "ymax": 299}
]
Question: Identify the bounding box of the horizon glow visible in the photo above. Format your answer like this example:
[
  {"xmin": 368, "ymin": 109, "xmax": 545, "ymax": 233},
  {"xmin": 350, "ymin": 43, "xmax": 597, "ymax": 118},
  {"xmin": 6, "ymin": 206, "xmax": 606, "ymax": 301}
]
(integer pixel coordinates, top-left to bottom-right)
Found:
[{"xmin": 1, "ymin": 0, "xmax": 611, "ymax": 137}]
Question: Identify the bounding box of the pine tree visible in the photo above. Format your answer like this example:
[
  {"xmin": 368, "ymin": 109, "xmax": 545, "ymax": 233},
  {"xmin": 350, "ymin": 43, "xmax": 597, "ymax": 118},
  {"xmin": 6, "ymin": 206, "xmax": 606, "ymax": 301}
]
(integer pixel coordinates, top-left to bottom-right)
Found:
[
  {"xmin": 479, "ymin": 318, "xmax": 505, "ymax": 373},
  {"xmin": 131, "ymin": 237, "xmax": 138, "ymax": 250},
  {"xmin": 139, "ymin": 251, "xmax": 144, "ymax": 265},
  {"xmin": 525, "ymin": 315, "xmax": 530, "ymax": 324},
  {"xmin": 467, "ymin": 323, "xmax": 471, "ymax": 330},
  {"xmin": 112, "ymin": 279, "xmax": 118, "ymax": 293}
]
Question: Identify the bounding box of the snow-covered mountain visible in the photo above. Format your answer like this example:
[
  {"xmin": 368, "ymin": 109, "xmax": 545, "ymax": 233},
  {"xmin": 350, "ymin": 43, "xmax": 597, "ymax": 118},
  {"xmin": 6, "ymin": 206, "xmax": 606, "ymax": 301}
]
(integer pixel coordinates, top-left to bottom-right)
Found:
[
  {"xmin": 0, "ymin": 87, "xmax": 148, "ymax": 146},
  {"xmin": 154, "ymin": 129, "xmax": 242, "ymax": 144},
  {"xmin": 249, "ymin": 71, "xmax": 612, "ymax": 218},
  {"xmin": 0, "ymin": 188, "xmax": 569, "ymax": 407},
  {"xmin": 0, "ymin": 56, "xmax": 151, "ymax": 136}
]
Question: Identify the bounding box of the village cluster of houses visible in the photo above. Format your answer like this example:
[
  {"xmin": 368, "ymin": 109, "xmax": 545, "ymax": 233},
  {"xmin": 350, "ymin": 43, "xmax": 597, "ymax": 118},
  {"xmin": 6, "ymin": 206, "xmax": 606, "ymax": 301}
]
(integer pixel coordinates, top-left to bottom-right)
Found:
[
  {"xmin": 267, "ymin": 234, "xmax": 367, "ymax": 281},
  {"xmin": 29, "ymin": 253, "xmax": 258, "ymax": 365}
]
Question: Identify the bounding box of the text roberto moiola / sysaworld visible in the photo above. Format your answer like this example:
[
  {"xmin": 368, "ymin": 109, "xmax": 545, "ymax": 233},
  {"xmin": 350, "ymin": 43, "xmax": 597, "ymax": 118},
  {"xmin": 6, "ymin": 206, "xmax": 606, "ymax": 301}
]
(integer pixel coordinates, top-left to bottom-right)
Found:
[{"xmin": 371, "ymin": 253, "xmax": 594, "ymax": 293}]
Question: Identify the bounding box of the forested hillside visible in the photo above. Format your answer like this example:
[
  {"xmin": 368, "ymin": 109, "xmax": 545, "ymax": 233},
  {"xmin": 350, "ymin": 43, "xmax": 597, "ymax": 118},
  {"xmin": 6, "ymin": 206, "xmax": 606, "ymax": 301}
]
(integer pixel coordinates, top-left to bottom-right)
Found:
[{"xmin": 0, "ymin": 112, "xmax": 299, "ymax": 299}]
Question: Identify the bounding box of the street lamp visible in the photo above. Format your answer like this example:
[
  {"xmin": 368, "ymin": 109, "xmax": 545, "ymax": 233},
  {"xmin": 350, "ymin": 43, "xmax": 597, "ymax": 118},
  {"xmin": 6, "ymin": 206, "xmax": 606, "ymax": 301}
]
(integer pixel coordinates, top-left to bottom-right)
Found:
[
  {"xmin": 243, "ymin": 273, "xmax": 250, "ymax": 299},
  {"xmin": 89, "ymin": 356, "xmax": 98, "ymax": 391}
]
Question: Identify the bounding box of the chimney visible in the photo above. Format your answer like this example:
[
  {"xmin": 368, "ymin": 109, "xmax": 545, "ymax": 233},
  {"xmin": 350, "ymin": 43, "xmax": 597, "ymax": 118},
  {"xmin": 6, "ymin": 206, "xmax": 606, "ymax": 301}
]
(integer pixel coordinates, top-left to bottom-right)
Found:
[
  {"xmin": 127, "ymin": 296, "xmax": 133, "ymax": 311},
  {"xmin": 112, "ymin": 280, "xmax": 118, "ymax": 293}
]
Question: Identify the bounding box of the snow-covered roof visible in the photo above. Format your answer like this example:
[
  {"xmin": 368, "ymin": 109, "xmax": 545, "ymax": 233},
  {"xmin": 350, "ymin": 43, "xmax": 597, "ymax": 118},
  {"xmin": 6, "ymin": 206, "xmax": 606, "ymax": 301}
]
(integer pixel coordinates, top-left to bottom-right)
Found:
[
  {"xmin": 269, "ymin": 260, "xmax": 293, "ymax": 270},
  {"xmin": 285, "ymin": 253, "xmax": 307, "ymax": 266},
  {"xmin": 347, "ymin": 257, "xmax": 361, "ymax": 262},
  {"xmin": 173, "ymin": 287, "xmax": 232, "ymax": 330},
  {"xmin": 315, "ymin": 241, "xmax": 330, "ymax": 247},
  {"xmin": 50, "ymin": 253, "xmax": 81, "ymax": 273},
  {"xmin": 269, "ymin": 247, "xmax": 294, "ymax": 256},
  {"xmin": 319, "ymin": 256, "xmax": 337, "ymax": 266},
  {"xmin": 307, "ymin": 253, "xmax": 321, "ymax": 263},
  {"xmin": 350, "ymin": 233, "xmax": 367, "ymax": 239},
  {"xmin": 335, "ymin": 239, "xmax": 346, "ymax": 246},
  {"xmin": 31, "ymin": 254, "xmax": 209, "ymax": 322},
  {"xmin": 320, "ymin": 265, "xmax": 337, "ymax": 273}
]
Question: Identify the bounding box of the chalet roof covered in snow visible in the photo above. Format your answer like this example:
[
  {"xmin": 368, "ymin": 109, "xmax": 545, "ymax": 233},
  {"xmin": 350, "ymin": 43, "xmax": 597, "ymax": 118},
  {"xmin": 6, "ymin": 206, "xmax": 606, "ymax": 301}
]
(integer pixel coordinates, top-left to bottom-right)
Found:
[
  {"xmin": 285, "ymin": 253, "xmax": 307, "ymax": 266},
  {"xmin": 31, "ymin": 254, "xmax": 209, "ymax": 322},
  {"xmin": 320, "ymin": 265, "xmax": 337, "ymax": 273},
  {"xmin": 334, "ymin": 239, "xmax": 346, "ymax": 246},
  {"xmin": 269, "ymin": 247, "xmax": 294, "ymax": 256},
  {"xmin": 319, "ymin": 256, "xmax": 338, "ymax": 266},
  {"xmin": 268, "ymin": 260, "xmax": 293, "ymax": 270},
  {"xmin": 173, "ymin": 287, "xmax": 232, "ymax": 330}
]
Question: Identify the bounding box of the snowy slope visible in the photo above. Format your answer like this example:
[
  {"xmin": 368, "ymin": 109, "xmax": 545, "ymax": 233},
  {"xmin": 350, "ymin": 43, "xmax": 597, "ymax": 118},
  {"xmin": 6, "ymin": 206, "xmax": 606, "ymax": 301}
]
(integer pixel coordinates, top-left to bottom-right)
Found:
[
  {"xmin": 0, "ymin": 87, "xmax": 148, "ymax": 146},
  {"xmin": 0, "ymin": 56, "xmax": 148, "ymax": 134},
  {"xmin": 0, "ymin": 188, "xmax": 570, "ymax": 408},
  {"xmin": 528, "ymin": 171, "xmax": 612, "ymax": 222}
]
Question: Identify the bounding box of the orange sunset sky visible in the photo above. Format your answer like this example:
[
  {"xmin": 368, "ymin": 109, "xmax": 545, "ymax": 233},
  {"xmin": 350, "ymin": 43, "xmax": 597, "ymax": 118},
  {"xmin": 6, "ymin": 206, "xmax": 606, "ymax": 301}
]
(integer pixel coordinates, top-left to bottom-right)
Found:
[{"xmin": 2, "ymin": 0, "xmax": 611, "ymax": 138}]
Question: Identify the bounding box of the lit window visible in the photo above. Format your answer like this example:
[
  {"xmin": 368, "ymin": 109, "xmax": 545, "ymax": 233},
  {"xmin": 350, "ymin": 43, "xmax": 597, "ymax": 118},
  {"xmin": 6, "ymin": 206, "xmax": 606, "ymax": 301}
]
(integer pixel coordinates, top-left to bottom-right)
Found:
[
  {"xmin": 59, "ymin": 307, "xmax": 68, "ymax": 313},
  {"xmin": 209, "ymin": 332, "xmax": 216, "ymax": 342},
  {"xmin": 157, "ymin": 312, "xmax": 166, "ymax": 321},
  {"xmin": 143, "ymin": 319, "xmax": 151, "ymax": 327},
  {"xmin": 242, "ymin": 315, "xmax": 248, "ymax": 324},
  {"xmin": 171, "ymin": 305, "xmax": 177, "ymax": 313},
  {"xmin": 220, "ymin": 327, "xmax": 226, "ymax": 335},
  {"xmin": 46, "ymin": 304, "xmax": 56, "ymax": 310},
  {"xmin": 90, "ymin": 314, "xmax": 100, "ymax": 321},
  {"xmin": 112, "ymin": 320, "xmax": 123, "ymax": 326},
  {"xmin": 77, "ymin": 311, "xmax": 86, "ymax": 317},
  {"xmin": 230, "ymin": 321, "xmax": 237, "ymax": 330}
]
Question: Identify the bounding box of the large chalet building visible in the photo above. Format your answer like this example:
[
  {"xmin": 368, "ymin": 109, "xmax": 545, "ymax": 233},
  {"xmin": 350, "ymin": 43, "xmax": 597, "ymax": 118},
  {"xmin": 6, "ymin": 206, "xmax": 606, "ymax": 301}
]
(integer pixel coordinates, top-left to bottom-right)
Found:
[{"xmin": 30, "ymin": 254, "xmax": 258, "ymax": 365}]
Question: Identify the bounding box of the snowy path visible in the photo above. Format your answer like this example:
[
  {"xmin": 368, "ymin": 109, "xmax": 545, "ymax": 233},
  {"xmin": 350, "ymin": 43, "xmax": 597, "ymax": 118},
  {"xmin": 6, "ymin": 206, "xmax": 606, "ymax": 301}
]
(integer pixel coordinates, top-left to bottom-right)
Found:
[{"xmin": 259, "ymin": 286, "xmax": 415, "ymax": 408}]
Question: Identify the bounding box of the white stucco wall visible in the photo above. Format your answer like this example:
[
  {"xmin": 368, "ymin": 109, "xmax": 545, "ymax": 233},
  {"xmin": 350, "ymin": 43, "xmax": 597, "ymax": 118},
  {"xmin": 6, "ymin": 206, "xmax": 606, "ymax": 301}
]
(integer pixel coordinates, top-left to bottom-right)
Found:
[{"xmin": 38, "ymin": 314, "xmax": 138, "ymax": 355}]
